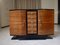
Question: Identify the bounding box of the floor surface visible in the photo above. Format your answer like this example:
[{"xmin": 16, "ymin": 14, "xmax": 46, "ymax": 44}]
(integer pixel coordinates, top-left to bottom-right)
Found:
[{"xmin": 0, "ymin": 25, "xmax": 60, "ymax": 45}]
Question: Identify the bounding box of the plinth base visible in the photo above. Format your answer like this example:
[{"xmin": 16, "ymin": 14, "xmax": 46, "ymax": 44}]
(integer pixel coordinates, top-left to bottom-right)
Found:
[{"xmin": 11, "ymin": 35, "xmax": 53, "ymax": 40}]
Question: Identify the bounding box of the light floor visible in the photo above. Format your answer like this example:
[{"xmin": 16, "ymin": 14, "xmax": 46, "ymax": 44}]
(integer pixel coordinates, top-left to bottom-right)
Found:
[{"xmin": 0, "ymin": 25, "xmax": 60, "ymax": 45}]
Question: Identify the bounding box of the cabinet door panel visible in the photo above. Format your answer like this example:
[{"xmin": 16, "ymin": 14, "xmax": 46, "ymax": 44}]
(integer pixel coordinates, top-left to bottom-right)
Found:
[
  {"xmin": 10, "ymin": 10, "xmax": 26, "ymax": 36},
  {"xmin": 38, "ymin": 10, "xmax": 54, "ymax": 35}
]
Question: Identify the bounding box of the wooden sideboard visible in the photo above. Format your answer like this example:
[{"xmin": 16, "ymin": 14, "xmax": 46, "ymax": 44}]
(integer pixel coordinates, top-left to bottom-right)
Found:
[{"xmin": 9, "ymin": 9, "xmax": 54, "ymax": 36}]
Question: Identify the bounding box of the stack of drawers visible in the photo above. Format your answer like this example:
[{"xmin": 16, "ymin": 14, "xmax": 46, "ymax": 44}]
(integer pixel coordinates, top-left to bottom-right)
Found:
[{"xmin": 27, "ymin": 11, "xmax": 37, "ymax": 34}]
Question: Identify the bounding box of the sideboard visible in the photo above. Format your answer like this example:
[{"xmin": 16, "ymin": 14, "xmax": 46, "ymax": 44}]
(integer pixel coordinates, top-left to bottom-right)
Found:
[{"xmin": 9, "ymin": 9, "xmax": 54, "ymax": 36}]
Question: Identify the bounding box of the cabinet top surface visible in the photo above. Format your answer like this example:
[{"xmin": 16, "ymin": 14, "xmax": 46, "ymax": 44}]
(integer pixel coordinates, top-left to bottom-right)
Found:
[{"xmin": 9, "ymin": 9, "xmax": 54, "ymax": 11}]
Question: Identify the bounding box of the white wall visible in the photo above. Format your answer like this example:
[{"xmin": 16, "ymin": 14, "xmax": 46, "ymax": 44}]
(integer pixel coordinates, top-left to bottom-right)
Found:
[
  {"xmin": 16, "ymin": 0, "xmax": 58, "ymax": 23},
  {"xmin": 0, "ymin": 0, "xmax": 58, "ymax": 27},
  {"xmin": 41, "ymin": 0, "xmax": 58, "ymax": 24},
  {"xmin": 0, "ymin": 0, "xmax": 14, "ymax": 27},
  {"xmin": 16, "ymin": 0, "xmax": 41, "ymax": 9}
]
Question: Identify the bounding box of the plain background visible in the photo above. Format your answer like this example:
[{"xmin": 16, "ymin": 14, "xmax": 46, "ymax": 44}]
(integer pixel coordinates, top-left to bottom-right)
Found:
[{"xmin": 0, "ymin": 0, "xmax": 58, "ymax": 27}]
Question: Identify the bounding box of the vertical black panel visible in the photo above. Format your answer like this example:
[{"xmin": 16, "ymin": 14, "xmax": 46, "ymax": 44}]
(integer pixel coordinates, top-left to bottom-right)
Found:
[{"xmin": 58, "ymin": 0, "xmax": 60, "ymax": 24}]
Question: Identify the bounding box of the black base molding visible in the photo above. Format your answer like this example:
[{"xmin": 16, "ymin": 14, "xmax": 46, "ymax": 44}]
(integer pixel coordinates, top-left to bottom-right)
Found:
[
  {"xmin": 54, "ymin": 23, "xmax": 58, "ymax": 25},
  {"xmin": 11, "ymin": 35, "xmax": 53, "ymax": 40},
  {"xmin": 1, "ymin": 25, "xmax": 9, "ymax": 28}
]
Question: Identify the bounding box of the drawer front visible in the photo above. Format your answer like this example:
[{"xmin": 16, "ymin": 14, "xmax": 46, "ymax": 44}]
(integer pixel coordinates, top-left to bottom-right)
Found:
[
  {"xmin": 10, "ymin": 10, "xmax": 26, "ymax": 35},
  {"xmin": 27, "ymin": 11, "xmax": 37, "ymax": 34}
]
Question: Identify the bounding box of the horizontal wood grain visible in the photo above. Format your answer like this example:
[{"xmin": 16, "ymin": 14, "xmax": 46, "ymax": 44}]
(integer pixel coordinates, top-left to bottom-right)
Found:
[
  {"xmin": 9, "ymin": 9, "xmax": 54, "ymax": 36},
  {"xmin": 38, "ymin": 10, "xmax": 54, "ymax": 35},
  {"xmin": 10, "ymin": 10, "xmax": 26, "ymax": 36}
]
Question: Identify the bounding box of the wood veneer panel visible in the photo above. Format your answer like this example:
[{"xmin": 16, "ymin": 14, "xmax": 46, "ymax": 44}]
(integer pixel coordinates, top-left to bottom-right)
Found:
[
  {"xmin": 38, "ymin": 10, "xmax": 54, "ymax": 35},
  {"xmin": 27, "ymin": 11, "xmax": 37, "ymax": 34},
  {"xmin": 10, "ymin": 10, "xmax": 26, "ymax": 36}
]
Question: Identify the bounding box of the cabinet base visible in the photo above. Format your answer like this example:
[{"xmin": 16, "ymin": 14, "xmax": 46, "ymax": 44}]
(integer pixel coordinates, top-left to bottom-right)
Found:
[{"xmin": 11, "ymin": 35, "xmax": 53, "ymax": 40}]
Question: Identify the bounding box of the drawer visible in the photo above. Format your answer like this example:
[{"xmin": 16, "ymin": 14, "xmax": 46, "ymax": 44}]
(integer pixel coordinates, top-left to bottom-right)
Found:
[
  {"xmin": 27, "ymin": 19, "xmax": 36, "ymax": 22},
  {"xmin": 27, "ymin": 15, "xmax": 36, "ymax": 17},
  {"xmin": 27, "ymin": 11, "xmax": 36, "ymax": 15},
  {"xmin": 28, "ymin": 21, "xmax": 36, "ymax": 24},
  {"xmin": 28, "ymin": 28, "xmax": 37, "ymax": 34},
  {"xmin": 28, "ymin": 25, "xmax": 36, "ymax": 28}
]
